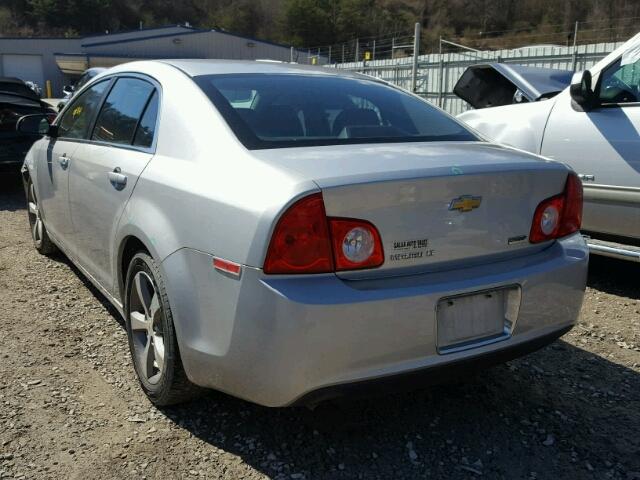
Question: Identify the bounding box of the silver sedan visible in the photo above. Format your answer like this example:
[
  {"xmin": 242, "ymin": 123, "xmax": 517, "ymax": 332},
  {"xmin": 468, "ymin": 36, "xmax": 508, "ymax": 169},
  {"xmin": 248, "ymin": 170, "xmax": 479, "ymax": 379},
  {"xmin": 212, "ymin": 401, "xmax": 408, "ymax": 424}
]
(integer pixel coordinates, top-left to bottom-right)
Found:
[{"xmin": 18, "ymin": 60, "xmax": 588, "ymax": 407}]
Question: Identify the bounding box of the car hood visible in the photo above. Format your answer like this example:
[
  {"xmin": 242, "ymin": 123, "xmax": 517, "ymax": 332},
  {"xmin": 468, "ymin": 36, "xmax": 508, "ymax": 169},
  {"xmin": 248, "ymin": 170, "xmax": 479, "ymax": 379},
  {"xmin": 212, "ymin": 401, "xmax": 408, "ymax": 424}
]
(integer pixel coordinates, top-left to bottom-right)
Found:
[{"xmin": 454, "ymin": 63, "xmax": 573, "ymax": 109}]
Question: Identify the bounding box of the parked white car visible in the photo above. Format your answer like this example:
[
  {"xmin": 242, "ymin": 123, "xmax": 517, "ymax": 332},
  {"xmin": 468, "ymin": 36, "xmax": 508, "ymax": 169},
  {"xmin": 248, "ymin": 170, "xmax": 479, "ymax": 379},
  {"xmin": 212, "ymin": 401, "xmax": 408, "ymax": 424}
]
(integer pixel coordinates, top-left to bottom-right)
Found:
[{"xmin": 458, "ymin": 33, "xmax": 640, "ymax": 262}]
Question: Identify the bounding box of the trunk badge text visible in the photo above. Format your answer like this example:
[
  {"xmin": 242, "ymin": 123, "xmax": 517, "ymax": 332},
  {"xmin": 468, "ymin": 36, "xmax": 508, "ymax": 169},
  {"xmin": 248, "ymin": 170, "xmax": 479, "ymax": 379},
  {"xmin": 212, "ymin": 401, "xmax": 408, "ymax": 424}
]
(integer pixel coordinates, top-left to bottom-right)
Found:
[{"xmin": 449, "ymin": 195, "xmax": 482, "ymax": 212}]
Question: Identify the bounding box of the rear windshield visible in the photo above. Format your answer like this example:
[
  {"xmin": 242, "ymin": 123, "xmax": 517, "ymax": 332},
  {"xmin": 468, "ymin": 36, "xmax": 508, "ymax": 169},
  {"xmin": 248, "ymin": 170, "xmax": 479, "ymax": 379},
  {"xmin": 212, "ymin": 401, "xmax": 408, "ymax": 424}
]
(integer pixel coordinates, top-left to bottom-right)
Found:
[
  {"xmin": 194, "ymin": 73, "xmax": 477, "ymax": 149},
  {"xmin": 0, "ymin": 81, "xmax": 38, "ymax": 100}
]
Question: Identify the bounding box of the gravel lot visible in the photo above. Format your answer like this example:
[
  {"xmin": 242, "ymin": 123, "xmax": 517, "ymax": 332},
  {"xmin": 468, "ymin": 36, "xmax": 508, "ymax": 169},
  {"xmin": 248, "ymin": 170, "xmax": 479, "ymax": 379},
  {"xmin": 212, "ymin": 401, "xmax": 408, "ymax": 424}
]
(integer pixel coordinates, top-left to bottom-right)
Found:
[{"xmin": 1, "ymin": 173, "xmax": 639, "ymax": 480}]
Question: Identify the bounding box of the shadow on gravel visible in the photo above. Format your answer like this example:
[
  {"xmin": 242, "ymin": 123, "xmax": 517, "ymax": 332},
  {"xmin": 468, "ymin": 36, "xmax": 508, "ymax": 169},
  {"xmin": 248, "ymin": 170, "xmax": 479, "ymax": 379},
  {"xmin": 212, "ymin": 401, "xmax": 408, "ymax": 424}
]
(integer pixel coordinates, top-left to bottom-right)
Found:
[
  {"xmin": 588, "ymin": 254, "xmax": 640, "ymax": 300},
  {"xmin": 159, "ymin": 341, "xmax": 639, "ymax": 479},
  {"xmin": 0, "ymin": 173, "xmax": 25, "ymax": 212}
]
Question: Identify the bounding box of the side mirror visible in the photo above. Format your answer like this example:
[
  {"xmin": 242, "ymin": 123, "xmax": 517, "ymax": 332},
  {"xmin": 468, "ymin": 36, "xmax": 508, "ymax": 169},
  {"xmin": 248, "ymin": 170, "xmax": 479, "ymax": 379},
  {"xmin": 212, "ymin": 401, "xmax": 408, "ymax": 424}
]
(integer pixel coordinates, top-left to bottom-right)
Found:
[
  {"xmin": 570, "ymin": 70, "xmax": 597, "ymax": 110},
  {"xmin": 16, "ymin": 114, "xmax": 57, "ymax": 137}
]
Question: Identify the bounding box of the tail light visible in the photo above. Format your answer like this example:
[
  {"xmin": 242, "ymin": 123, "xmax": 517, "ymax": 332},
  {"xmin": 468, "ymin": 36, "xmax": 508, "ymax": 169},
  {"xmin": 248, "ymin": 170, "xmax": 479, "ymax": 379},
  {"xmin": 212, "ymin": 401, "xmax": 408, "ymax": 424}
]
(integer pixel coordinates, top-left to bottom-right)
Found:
[
  {"xmin": 329, "ymin": 219, "xmax": 385, "ymax": 271},
  {"xmin": 263, "ymin": 194, "xmax": 334, "ymax": 274},
  {"xmin": 264, "ymin": 193, "xmax": 384, "ymax": 274},
  {"xmin": 529, "ymin": 172, "xmax": 583, "ymax": 244}
]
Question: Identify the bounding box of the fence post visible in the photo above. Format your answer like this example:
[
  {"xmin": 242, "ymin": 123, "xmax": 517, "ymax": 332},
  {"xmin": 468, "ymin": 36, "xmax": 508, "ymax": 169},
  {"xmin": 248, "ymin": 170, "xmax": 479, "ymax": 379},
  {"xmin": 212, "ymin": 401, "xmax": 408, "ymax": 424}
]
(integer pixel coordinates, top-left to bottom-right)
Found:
[
  {"xmin": 341, "ymin": 44, "xmax": 345, "ymax": 63},
  {"xmin": 290, "ymin": 46, "xmax": 294, "ymax": 63},
  {"xmin": 572, "ymin": 21, "xmax": 579, "ymax": 71},
  {"xmin": 355, "ymin": 38, "xmax": 359, "ymax": 62},
  {"xmin": 328, "ymin": 45, "xmax": 332, "ymax": 64},
  {"xmin": 307, "ymin": 48, "xmax": 311, "ymax": 64},
  {"xmin": 372, "ymin": 39, "xmax": 376, "ymax": 61},
  {"xmin": 391, "ymin": 37, "xmax": 395, "ymax": 59},
  {"xmin": 437, "ymin": 36, "xmax": 444, "ymax": 107},
  {"xmin": 411, "ymin": 22, "xmax": 421, "ymax": 92}
]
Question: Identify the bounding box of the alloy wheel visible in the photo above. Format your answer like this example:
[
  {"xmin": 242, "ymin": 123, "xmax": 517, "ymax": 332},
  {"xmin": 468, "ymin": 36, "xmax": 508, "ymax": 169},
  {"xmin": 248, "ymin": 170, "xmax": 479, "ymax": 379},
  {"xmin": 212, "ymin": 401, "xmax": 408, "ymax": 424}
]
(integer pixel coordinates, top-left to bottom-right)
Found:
[
  {"xmin": 27, "ymin": 182, "xmax": 43, "ymax": 247},
  {"xmin": 129, "ymin": 271, "xmax": 166, "ymax": 384}
]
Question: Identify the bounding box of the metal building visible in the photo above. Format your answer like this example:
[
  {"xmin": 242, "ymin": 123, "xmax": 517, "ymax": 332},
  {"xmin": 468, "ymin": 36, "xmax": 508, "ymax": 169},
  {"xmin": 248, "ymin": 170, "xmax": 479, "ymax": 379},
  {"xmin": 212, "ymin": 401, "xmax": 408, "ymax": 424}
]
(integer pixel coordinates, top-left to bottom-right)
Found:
[{"xmin": 0, "ymin": 25, "xmax": 299, "ymax": 96}]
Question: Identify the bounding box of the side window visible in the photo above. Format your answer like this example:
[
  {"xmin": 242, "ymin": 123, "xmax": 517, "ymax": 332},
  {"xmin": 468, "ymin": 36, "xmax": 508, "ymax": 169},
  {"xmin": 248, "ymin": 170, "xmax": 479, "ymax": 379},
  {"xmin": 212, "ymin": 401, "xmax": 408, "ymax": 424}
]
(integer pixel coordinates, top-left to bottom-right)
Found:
[
  {"xmin": 92, "ymin": 78, "xmax": 155, "ymax": 145},
  {"xmin": 598, "ymin": 55, "xmax": 640, "ymax": 104},
  {"xmin": 133, "ymin": 90, "xmax": 159, "ymax": 148},
  {"xmin": 58, "ymin": 80, "xmax": 110, "ymax": 139}
]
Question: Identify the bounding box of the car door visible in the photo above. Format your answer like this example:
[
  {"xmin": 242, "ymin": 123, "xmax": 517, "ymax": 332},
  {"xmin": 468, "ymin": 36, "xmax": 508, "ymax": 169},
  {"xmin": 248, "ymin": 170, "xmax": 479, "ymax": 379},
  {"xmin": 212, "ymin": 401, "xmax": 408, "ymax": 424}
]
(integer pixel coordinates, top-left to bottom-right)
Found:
[
  {"xmin": 67, "ymin": 75, "xmax": 160, "ymax": 293},
  {"xmin": 541, "ymin": 52, "xmax": 640, "ymax": 240},
  {"xmin": 35, "ymin": 79, "xmax": 111, "ymax": 247}
]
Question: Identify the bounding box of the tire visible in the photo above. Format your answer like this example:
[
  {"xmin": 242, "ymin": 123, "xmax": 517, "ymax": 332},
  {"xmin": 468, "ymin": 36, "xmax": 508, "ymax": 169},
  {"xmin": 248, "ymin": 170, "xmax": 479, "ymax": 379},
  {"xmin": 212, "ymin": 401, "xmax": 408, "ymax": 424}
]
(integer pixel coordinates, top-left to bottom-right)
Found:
[
  {"xmin": 26, "ymin": 179, "xmax": 57, "ymax": 255},
  {"xmin": 124, "ymin": 251, "xmax": 199, "ymax": 405}
]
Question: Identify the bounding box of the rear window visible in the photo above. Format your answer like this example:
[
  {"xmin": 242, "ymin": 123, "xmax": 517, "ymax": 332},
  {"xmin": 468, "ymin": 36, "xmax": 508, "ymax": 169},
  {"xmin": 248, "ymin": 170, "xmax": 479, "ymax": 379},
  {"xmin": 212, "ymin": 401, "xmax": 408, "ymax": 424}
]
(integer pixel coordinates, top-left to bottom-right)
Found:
[
  {"xmin": 0, "ymin": 81, "xmax": 38, "ymax": 100},
  {"xmin": 194, "ymin": 74, "xmax": 477, "ymax": 149}
]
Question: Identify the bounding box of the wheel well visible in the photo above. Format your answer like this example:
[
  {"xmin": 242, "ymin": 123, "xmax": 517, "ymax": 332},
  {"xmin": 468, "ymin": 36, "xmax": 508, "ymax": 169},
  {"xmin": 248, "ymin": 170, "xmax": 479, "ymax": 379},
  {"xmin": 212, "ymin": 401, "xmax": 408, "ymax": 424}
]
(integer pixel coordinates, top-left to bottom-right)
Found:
[{"xmin": 119, "ymin": 236, "xmax": 149, "ymax": 300}]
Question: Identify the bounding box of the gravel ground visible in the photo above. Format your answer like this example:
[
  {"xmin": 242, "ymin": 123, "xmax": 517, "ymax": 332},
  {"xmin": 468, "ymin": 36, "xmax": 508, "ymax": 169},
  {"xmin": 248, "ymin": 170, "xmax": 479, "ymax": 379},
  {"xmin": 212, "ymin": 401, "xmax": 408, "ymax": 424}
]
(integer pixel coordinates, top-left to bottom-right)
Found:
[{"xmin": 1, "ymin": 174, "xmax": 639, "ymax": 480}]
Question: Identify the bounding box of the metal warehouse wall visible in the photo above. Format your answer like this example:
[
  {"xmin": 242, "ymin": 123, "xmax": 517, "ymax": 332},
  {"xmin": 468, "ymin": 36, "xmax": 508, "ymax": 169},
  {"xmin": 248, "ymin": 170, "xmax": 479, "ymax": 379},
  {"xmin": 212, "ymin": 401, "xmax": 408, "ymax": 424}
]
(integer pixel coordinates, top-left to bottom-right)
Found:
[
  {"xmin": 83, "ymin": 30, "xmax": 294, "ymax": 62},
  {"xmin": 335, "ymin": 41, "xmax": 624, "ymax": 115},
  {"xmin": 0, "ymin": 38, "xmax": 80, "ymax": 95},
  {"xmin": 0, "ymin": 26, "xmax": 296, "ymax": 97},
  {"xmin": 81, "ymin": 25, "xmax": 189, "ymax": 45}
]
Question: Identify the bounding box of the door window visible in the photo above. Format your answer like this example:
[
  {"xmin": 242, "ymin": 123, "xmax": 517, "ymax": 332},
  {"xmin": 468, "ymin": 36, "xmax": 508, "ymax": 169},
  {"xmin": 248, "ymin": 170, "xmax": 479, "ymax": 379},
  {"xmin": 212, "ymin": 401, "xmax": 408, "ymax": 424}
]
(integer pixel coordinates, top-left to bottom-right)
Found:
[
  {"xmin": 133, "ymin": 90, "xmax": 159, "ymax": 148},
  {"xmin": 598, "ymin": 55, "xmax": 640, "ymax": 104},
  {"xmin": 57, "ymin": 80, "xmax": 110, "ymax": 139},
  {"xmin": 92, "ymin": 78, "xmax": 155, "ymax": 145}
]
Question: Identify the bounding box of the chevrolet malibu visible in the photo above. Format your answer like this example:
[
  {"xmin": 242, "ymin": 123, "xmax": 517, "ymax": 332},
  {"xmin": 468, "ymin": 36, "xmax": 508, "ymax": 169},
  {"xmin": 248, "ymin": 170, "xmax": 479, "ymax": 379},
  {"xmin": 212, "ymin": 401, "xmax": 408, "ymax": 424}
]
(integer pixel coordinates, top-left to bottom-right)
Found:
[{"xmin": 17, "ymin": 60, "xmax": 588, "ymax": 407}]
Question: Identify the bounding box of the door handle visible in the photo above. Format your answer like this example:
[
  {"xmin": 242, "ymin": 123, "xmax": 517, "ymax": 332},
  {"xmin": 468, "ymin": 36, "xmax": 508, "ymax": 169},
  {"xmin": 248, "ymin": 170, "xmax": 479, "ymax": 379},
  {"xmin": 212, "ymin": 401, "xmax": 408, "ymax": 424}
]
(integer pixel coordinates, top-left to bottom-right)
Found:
[
  {"xmin": 108, "ymin": 167, "xmax": 127, "ymax": 190},
  {"xmin": 58, "ymin": 155, "xmax": 70, "ymax": 169},
  {"xmin": 578, "ymin": 174, "xmax": 595, "ymax": 182}
]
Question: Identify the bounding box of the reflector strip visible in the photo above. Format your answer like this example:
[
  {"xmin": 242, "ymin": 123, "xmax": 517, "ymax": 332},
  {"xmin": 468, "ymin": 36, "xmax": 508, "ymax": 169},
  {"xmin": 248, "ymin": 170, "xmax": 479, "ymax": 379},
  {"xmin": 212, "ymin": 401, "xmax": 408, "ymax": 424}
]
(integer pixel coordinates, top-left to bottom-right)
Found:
[{"xmin": 213, "ymin": 257, "xmax": 242, "ymax": 277}]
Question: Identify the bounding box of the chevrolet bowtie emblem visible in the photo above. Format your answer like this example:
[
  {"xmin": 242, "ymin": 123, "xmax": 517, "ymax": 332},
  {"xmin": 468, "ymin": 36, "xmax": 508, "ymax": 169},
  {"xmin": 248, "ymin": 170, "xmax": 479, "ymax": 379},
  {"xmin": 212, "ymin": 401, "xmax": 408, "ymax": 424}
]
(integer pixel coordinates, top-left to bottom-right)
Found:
[{"xmin": 449, "ymin": 195, "xmax": 482, "ymax": 212}]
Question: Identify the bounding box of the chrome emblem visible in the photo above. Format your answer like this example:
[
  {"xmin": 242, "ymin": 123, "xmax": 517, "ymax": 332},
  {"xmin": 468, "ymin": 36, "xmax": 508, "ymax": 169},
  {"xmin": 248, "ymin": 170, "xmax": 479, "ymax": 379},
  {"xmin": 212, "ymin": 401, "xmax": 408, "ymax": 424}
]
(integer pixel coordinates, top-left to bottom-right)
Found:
[{"xmin": 449, "ymin": 195, "xmax": 482, "ymax": 212}]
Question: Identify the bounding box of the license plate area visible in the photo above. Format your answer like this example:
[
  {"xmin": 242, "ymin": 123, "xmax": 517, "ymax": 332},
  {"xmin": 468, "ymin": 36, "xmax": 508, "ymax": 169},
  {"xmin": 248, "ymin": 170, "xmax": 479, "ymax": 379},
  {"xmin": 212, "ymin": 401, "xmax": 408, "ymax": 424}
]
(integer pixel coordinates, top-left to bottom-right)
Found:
[{"xmin": 436, "ymin": 286, "xmax": 521, "ymax": 354}]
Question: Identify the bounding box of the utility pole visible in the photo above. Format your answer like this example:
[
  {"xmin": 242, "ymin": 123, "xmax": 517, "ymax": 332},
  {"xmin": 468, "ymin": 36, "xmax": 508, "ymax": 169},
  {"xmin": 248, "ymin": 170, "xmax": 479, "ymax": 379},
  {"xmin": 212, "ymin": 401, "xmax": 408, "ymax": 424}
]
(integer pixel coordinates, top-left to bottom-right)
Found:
[
  {"xmin": 411, "ymin": 22, "xmax": 421, "ymax": 93},
  {"xmin": 438, "ymin": 36, "xmax": 444, "ymax": 107},
  {"xmin": 572, "ymin": 21, "xmax": 579, "ymax": 71}
]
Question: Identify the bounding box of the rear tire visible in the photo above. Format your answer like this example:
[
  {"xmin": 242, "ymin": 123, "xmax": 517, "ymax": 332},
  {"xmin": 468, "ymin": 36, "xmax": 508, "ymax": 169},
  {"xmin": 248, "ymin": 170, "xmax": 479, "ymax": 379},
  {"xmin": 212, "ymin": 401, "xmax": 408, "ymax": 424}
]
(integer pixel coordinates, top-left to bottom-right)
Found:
[
  {"xmin": 26, "ymin": 179, "xmax": 57, "ymax": 255},
  {"xmin": 124, "ymin": 251, "xmax": 200, "ymax": 405}
]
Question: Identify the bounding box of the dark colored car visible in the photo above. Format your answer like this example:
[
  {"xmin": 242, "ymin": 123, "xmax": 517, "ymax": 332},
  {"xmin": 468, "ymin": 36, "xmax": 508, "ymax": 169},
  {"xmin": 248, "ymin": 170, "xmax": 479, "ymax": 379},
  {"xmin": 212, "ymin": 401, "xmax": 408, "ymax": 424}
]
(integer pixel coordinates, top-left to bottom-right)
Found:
[
  {"xmin": 0, "ymin": 77, "xmax": 56, "ymax": 174},
  {"xmin": 57, "ymin": 67, "xmax": 107, "ymax": 111}
]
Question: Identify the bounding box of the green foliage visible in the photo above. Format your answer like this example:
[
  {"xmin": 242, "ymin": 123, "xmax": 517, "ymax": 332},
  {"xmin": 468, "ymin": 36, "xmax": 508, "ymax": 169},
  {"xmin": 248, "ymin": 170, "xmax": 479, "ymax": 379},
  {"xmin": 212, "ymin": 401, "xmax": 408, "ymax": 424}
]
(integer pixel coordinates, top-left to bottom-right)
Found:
[{"xmin": 1, "ymin": 0, "xmax": 638, "ymax": 51}]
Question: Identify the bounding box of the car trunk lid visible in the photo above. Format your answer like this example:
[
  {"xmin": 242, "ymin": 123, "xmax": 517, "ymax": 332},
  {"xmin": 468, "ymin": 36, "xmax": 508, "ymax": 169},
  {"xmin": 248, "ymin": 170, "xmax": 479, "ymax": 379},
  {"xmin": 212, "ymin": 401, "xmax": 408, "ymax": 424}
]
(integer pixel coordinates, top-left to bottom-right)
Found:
[{"xmin": 252, "ymin": 142, "xmax": 570, "ymax": 277}]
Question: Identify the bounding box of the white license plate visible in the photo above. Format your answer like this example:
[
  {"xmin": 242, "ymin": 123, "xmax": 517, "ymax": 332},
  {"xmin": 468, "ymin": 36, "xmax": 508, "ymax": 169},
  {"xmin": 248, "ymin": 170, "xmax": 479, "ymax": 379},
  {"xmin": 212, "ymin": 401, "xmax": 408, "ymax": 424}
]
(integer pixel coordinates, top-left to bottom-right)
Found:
[{"xmin": 436, "ymin": 286, "xmax": 521, "ymax": 353}]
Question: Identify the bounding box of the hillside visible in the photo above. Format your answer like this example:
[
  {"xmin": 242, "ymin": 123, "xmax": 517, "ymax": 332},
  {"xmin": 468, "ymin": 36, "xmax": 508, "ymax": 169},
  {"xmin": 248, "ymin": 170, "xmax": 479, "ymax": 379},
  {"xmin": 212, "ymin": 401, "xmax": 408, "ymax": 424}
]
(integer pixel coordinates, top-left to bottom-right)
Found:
[{"xmin": 0, "ymin": 0, "xmax": 638, "ymax": 52}]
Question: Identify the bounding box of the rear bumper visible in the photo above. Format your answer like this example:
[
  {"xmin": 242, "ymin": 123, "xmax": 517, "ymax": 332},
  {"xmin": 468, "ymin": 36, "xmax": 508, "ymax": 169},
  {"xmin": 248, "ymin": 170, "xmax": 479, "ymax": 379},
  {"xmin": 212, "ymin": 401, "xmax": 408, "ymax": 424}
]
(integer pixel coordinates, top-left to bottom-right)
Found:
[
  {"xmin": 162, "ymin": 233, "xmax": 588, "ymax": 407},
  {"xmin": 294, "ymin": 324, "xmax": 572, "ymax": 406}
]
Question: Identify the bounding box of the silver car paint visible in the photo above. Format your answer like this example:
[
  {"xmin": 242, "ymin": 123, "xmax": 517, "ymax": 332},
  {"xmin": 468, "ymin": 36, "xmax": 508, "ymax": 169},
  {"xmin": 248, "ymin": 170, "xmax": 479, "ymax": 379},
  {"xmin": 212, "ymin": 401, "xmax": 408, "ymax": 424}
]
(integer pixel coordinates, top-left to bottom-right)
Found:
[
  {"xmin": 163, "ymin": 234, "xmax": 586, "ymax": 406},
  {"xmin": 24, "ymin": 59, "xmax": 588, "ymax": 406},
  {"xmin": 458, "ymin": 33, "xmax": 640, "ymax": 244}
]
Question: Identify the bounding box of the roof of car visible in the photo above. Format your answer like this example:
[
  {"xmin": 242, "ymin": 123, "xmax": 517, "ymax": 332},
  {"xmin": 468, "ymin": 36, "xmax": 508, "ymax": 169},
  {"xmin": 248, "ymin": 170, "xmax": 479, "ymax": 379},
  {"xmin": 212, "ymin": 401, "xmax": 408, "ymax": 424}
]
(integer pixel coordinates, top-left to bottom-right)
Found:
[{"xmin": 158, "ymin": 59, "xmax": 365, "ymax": 79}]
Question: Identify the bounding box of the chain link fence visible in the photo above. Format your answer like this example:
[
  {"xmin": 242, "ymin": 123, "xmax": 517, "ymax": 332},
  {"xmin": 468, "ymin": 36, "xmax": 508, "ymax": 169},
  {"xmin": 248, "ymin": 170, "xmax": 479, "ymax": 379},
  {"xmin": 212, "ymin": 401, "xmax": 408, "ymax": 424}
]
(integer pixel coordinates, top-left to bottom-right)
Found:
[
  {"xmin": 303, "ymin": 19, "xmax": 636, "ymax": 115},
  {"xmin": 333, "ymin": 40, "xmax": 623, "ymax": 115}
]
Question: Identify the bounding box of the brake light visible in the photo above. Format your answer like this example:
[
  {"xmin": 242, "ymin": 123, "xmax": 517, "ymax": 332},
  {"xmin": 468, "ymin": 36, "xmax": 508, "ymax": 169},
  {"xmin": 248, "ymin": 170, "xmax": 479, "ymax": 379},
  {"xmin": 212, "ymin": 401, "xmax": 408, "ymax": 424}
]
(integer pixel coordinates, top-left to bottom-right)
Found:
[
  {"xmin": 329, "ymin": 219, "xmax": 384, "ymax": 271},
  {"xmin": 264, "ymin": 193, "xmax": 384, "ymax": 274},
  {"xmin": 263, "ymin": 193, "xmax": 334, "ymax": 274},
  {"xmin": 529, "ymin": 172, "xmax": 583, "ymax": 243}
]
